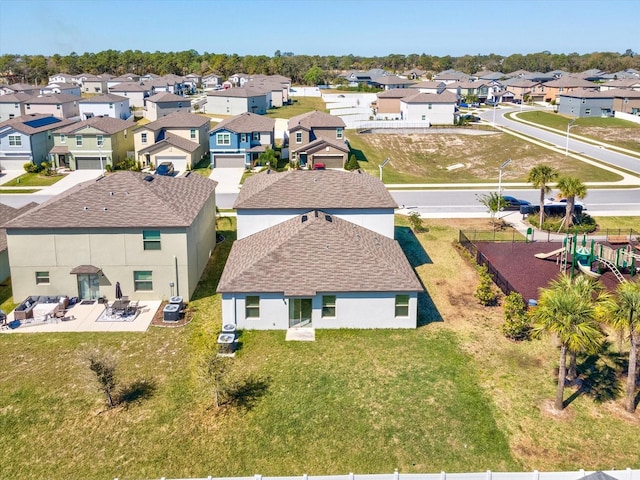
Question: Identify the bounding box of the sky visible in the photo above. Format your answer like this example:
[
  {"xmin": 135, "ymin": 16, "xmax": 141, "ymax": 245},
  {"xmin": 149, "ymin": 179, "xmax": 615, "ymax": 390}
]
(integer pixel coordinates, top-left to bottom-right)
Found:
[{"xmin": 0, "ymin": 0, "xmax": 638, "ymax": 57}]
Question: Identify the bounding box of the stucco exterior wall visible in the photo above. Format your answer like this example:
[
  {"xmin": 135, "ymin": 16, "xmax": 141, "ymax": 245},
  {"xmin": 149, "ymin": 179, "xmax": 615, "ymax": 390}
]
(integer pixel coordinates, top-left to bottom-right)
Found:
[
  {"xmin": 0, "ymin": 102, "xmax": 26, "ymax": 122},
  {"xmin": 400, "ymin": 102, "xmax": 455, "ymax": 124},
  {"xmin": 25, "ymin": 101, "xmax": 79, "ymax": 119},
  {"xmin": 80, "ymin": 100, "xmax": 130, "ymax": 120},
  {"xmin": 6, "ymin": 226, "xmax": 202, "ymax": 302},
  {"xmin": 236, "ymin": 208, "xmax": 395, "ymax": 240},
  {"xmin": 222, "ymin": 291, "xmax": 418, "ymax": 330}
]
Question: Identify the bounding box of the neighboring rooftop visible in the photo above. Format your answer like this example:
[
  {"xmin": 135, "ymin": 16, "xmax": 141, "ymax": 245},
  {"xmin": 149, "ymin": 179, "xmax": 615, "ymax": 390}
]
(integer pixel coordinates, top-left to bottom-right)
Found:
[
  {"xmin": 4, "ymin": 171, "xmax": 217, "ymax": 230},
  {"xmin": 78, "ymin": 93, "xmax": 129, "ymax": 104},
  {"xmin": 0, "ymin": 114, "xmax": 75, "ymax": 135},
  {"xmin": 234, "ymin": 169, "xmax": 397, "ymax": 210},
  {"xmin": 211, "ymin": 112, "xmax": 275, "ymax": 133},
  {"xmin": 217, "ymin": 210, "xmax": 422, "ymax": 296},
  {"xmin": 287, "ymin": 110, "xmax": 346, "ymax": 131},
  {"xmin": 54, "ymin": 116, "xmax": 135, "ymax": 135},
  {"xmin": 138, "ymin": 111, "xmax": 211, "ymax": 131}
]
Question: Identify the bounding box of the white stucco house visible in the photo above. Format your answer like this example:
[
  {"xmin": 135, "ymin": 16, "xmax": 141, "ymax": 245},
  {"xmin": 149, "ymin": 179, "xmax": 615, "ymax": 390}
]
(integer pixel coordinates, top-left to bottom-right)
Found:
[
  {"xmin": 400, "ymin": 91, "xmax": 458, "ymax": 125},
  {"xmin": 205, "ymin": 86, "xmax": 268, "ymax": 116},
  {"xmin": 217, "ymin": 169, "xmax": 422, "ymax": 330},
  {"xmin": 78, "ymin": 93, "xmax": 131, "ymax": 120}
]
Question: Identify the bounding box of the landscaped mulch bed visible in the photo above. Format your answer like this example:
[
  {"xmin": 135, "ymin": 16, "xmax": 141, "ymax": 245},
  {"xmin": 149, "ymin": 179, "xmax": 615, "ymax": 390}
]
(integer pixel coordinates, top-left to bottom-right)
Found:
[
  {"xmin": 149, "ymin": 302, "xmax": 195, "ymax": 328},
  {"xmin": 474, "ymin": 240, "xmax": 638, "ymax": 302}
]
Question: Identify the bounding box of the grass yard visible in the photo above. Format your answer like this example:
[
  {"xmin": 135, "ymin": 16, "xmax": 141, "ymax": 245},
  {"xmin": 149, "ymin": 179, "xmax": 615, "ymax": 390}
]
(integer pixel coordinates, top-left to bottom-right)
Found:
[
  {"xmin": 515, "ymin": 111, "xmax": 640, "ymax": 154},
  {"xmin": 594, "ymin": 216, "xmax": 640, "ymax": 232},
  {"xmin": 0, "ymin": 188, "xmax": 40, "ymax": 194},
  {"xmin": 2, "ymin": 173, "xmax": 64, "ymax": 187},
  {"xmin": 265, "ymin": 97, "xmax": 327, "ymax": 118},
  {"xmin": 346, "ymin": 130, "xmax": 623, "ymax": 184},
  {"xmin": 1, "ymin": 217, "xmax": 639, "ymax": 478}
]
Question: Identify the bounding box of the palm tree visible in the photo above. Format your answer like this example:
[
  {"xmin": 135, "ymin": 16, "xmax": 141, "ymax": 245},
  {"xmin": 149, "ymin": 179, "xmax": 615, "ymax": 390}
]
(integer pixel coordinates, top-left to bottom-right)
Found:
[
  {"xmin": 527, "ymin": 165, "xmax": 558, "ymax": 228},
  {"xmin": 531, "ymin": 274, "xmax": 605, "ymax": 410},
  {"xmin": 605, "ymin": 280, "xmax": 640, "ymax": 413},
  {"xmin": 556, "ymin": 176, "xmax": 587, "ymax": 228}
]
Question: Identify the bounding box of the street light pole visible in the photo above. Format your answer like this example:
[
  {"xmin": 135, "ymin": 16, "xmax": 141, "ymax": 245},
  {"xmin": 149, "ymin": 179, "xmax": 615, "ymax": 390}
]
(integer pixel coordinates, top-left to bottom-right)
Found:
[
  {"xmin": 498, "ymin": 159, "xmax": 511, "ymax": 195},
  {"xmin": 379, "ymin": 157, "xmax": 391, "ymax": 182},
  {"xmin": 565, "ymin": 118, "xmax": 577, "ymax": 156},
  {"xmin": 492, "ymin": 101, "xmax": 497, "ymax": 126},
  {"xmin": 98, "ymin": 145, "xmax": 104, "ymax": 174}
]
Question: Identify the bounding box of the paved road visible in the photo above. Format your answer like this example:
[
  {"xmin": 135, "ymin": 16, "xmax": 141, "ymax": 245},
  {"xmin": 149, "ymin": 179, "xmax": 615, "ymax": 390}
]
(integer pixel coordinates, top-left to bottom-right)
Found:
[{"xmin": 479, "ymin": 106, "xmax": 640, "ymax": 174}]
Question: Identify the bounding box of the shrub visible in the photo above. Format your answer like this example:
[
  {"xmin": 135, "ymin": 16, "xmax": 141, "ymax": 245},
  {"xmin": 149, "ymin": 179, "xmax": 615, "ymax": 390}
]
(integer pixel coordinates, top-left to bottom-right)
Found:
[
  {"xmin": 105, "ymin": 164, "xmax": 113, "ymax": 173},
  {"xmin": 408, "ymin": 211, "xmax": 427, "ymax": 233},
  {"xmin": 501, "ymin": 292, "xmax": 532, "ymax": 341},
  {"xmin": 474, "ymin": 264, "xmax": 498, "ymax": 306},
  {"xmin": 23, "ymin": 162, "xmax": 40, "ymax": 173},
  {"xmin": 344, "ymin": 153, "xmax": 359, "ymax": 171}
]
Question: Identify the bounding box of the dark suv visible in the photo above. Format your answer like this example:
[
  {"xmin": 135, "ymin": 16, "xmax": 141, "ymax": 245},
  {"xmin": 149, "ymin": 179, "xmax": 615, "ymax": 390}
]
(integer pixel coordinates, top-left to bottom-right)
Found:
[{"xmin": 155, "ymin": 162, "xmax": 175, "ymax": 176}]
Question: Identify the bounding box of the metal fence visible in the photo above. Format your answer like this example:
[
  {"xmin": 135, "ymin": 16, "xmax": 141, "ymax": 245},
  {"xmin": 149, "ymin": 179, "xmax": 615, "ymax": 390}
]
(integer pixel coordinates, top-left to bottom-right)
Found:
[{"xmin": 152, "ymin": 468, "xmax": 640, "ymax": 480}]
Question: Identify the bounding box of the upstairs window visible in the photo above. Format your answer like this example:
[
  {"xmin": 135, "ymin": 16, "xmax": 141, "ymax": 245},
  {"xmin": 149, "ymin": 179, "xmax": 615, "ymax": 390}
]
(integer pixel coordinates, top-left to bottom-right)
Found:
[
  {"xmin": 240, "ymin": 133, "xmax": 247, "ymax": 143},
  {"xmin": 141, "ymin": 132, "xmax": 147, "ymax": 144},
  {"xmin": 96, "ymin": 135, "xmax": 104, "ymax": 147},
  {"xmin": 142, "ymin": 230, "xmax": 161, "ymax": 250},
  {"xmin": 252, "ymin": 132, "xmax": 260, "ymax": 141},
  {"xmin": 216, "ymin": 133, "xmax": 231, "ymax": 146},
  {"xmin": 8, "ymin": 135, "xmax": 21, "ymax": 147},
  {"xmin": 60, "ymin": 134, "xmax": 66, "ymax": 143},
  {"xmin": 336, "ymin": 128, "xmax": 343, "ymax": 140},
  {"xmin": 190, "ymin": 128, "xmax": 196, "ymax": 139},
  {"xmin": 76, "ymin": 135, "xmax": 83, "ymax": 147},
  {"xmin": 295, "ymin": 132, "xmax": 302, "ymax": 144}
]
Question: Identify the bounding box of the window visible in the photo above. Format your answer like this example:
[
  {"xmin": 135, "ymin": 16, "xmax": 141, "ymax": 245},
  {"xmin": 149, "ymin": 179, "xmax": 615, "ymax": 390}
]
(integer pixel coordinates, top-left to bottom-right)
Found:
[
  {"xmin": 26, "ymin": 103, "xmax": 30, "ymax": 109},
  {"xmin": 322, "ymin": 295, "xmax": 336, "ymax": 318},
  {"xmin": 295, "ymin": 132, "xmax": 302, "ymax": 144},
  {"xmin": 428, "ymin": 103, "xmax": 432, "ymax": 109},
  {"xmin": 216, "ymin": 133, "xmax": 231, "ymax": 146},
  {"xmin": 8, "ymin": 135, "xmax": 21, "ymax": 147},
  {"xmin": 421, "ymin": 115, "xmax": 426, "ymax": 121},
  {"xmin": 96, "ymin": 135, "xmax": 104, "ymax": 147},
  {"xmin": 142, "ymin": 230, "xmax": 161, "ymax": 250},
  {"xmin": 141, "ymin": 132, "xmax": 147, "ymax": 144},
  {"xmin": 252, "ymin": 132, "xmax": 260, "ymax": 141},
  {"xmin": 336, "ymin": 128, "xmax": 343, "ymax": 140},
  {"xmin": 60, "ymin": 133, "xmax": 66, "ymax": 143},
  {"xmin": 56, "ymin": 104, "xmax": 61, "ymax": 110},
  {"xmin": 35, "ymin": 271, "xmax": 50, "ymax": 285},
  {"xmin": 109, "ymin": 103, "xmax": 113, "ymax": 109},
  {"xmin": 226, "ymin": 106, "xmax": 230, "ymax": 113},
  {"xmin": 395, "ymin": 294, "xmax": 410, "ymax": 317},
  {"xmin": 9, "ymin": 114, "xmax": 14, "ymax": 119},
  {"xmin": 178, "ymin": 102, "xmax": 183, "ymax": 108},
  {"xmin": 134, "ymin": 271, "xmax": 153, "ymax": 291},
  {"xmin": 240, "ymin": 133, "xmax": 247, "ymax": 143},
  {"xmin": 76, "ymin": 135, "xmax": 83, "ymax": 147},
  {"xmin": 585, "ymin": 108, "xmax": 591, "ymax": 115},
  {"xmin": 245, "ymin": 296, "xmax": 260, "ymax": 318},
  {"xmin": 190, "ymin": 128, "xmax": 196, "ymax": 139}
]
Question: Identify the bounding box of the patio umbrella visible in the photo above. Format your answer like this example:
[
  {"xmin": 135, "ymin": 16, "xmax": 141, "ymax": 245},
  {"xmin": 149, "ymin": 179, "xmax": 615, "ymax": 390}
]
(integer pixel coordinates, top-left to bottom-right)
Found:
[{"xmin": 115, "ymin": 281, "xmax": 123, "ymax": 300}]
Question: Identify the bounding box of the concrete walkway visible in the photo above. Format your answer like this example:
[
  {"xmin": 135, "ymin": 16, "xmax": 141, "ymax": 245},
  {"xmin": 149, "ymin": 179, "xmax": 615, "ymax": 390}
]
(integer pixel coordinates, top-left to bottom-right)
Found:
[
  {"xmin": 0, "ymin": 170, "xmax": 25, "ymax": 185},
  {"xmin": 38, "ymin": 170, "xmax": 104, "ymax": 195}
]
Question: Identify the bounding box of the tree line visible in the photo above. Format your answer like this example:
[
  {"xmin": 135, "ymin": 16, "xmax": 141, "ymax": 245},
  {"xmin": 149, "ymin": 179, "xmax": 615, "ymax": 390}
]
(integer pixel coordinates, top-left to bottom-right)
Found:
[{"xmin": 0, "ymin": 48, "xmax": 638, "ymax": 86}]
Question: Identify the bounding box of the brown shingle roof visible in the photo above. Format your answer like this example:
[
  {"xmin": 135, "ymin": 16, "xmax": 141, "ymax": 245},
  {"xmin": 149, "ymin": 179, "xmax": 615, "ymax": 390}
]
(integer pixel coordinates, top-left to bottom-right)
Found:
[
  {"xmin": 138, "ymin": 133, "xmax": 199, "ymax": 154},
  {"xmin": 4, "ymin": 171, "xmax": 217, "ymax": 230},
  {"xmin": 109, "ymin": 82, "xmax": 151, "ymax": 93},
  {"xmin": 146, "ymin": 92, "xmax": 187, "ymax": 103},
  {"xmin": 377, "ymin": 89, "xmax": 413, "ymax": 99},
  {"xmin": 139, "ymin": 111, "xmax": 210, "ymax": 131},
  {"xmin": 401, "ymin": 91, "xmax": 458, "ymax": 104},
  {"xmin": 290, "ymin": 137, "xmax": 349, "ymax": 155},
  {"xmin": 206, "ymin": 86, "xmax": 266, "ymax": 98},
  {"xmin": 0, "ymin": 114, "xmax": 76, "ymax": 135},
  {"xmin": 287, "ymin": 110, "xmax": 346, "ymax": 131},
  {"xmin": 211, "ymin": 112, "xmax": 275, "ymax": 134},
  {"xmin": 55, "ymin": 116, "xmax": 136, "ymax": 135},
  {"xmin": 543, "ymin": 77, "xmax": 597, "ymax": 88},
  {"xmin": 217, "ymin": 211, "xmax": 422, "ymax": 295},
  {"xmin": 374, "ymin": 76, "xmax": 416, "ymax": 86},
  {"xmin": 0, "ymin": 92, "xmax": 32, "ymax": 104},
  {"xmin": 234, "ymin": 170, "xmax": 397, "ymax": 210},
  {"xmin": 0, "ymin": 202, "xmax": 38, "ymax": 252},
  {"xmin": 78, "ymin": 93, "xmax": 128, "ymax": 104},
  {"xmin": 26, "ymin": 93, "xmax": 79, "ymax": 104}
]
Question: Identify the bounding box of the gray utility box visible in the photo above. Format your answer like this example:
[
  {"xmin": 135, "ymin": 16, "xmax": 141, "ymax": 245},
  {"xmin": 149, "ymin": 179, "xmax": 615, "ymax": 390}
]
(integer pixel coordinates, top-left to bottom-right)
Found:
[{"xmin": 163, "ymin": 303, "xmax": 180, "ymax": 322}]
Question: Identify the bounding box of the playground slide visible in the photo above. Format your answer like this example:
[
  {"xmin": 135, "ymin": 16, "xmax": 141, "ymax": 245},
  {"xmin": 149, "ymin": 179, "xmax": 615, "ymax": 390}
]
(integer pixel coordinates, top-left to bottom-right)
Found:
[
  {"xmin": 534, "ymin": 247, "xmax": 565, "ymax": 259},
  {"xmin": 577, "ymin": 262, "xmax": 602, "ymax": 279}
]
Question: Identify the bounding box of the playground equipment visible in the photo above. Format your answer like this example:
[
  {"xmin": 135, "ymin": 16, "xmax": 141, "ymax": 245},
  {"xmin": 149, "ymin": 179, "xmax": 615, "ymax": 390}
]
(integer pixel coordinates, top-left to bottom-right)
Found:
[{"xmin": 535, "ymin": 233, "xmax": 637, "ymax": 283}]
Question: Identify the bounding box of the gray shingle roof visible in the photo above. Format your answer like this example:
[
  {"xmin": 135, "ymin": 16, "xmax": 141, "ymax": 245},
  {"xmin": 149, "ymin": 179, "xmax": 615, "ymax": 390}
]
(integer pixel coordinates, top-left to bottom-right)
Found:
[
  {"xmin": 138, "ymin": 133, "xmax": 199, "ymax": 154},
  {"xmin": 206, "ymin": 86, "xmax": 266, "ymax": 98},
  {"xmin": 109, "ymin": 82, "xmax": 151, "ymax": 93},
  {"xmin": 287, "ymin": 110, "xmax": 346, "ymax": 131},
  {"xmin": 146, "ymin": 92, "xmax": 187, "ymax": 103},
  {"xmin": 377, "ymin": 89, "xmax": 413, "ymax": 99},
  {"xmin": 234, "ymin": 170, "xmax": 397, "ymax": 210},
  {"xmin": 401, "ymin": 91, "xmax": 458, "ymax": 104},
  {"xmin": 291, "ymin": 137, "xmax": 349, "ymax": 155},
  {"xmin": 4, "ymin": 171, "xmax": 217, "ymax": 230},
  {"xmin": 78, "ymin": 93, "xmax": 128, "ymax": 104},
  {"xmin": 0, "ymin": 114, "xmax": 76, "ymax": 135},
  {"xmin": 0, "ymin": 202, "xmax": 38, "ymax": 252},
  {"xmin": 211, "ymin": 112, "xmax": 275, "ymax": 134},
  {"xmin": 139, "ymin": 111, "xmax": 211, "ymax": 131},
  {"xmin": 0, "ymin": 92, "xmax": 32, "ymax": 104},
  {"xmin": 55, "ymin": 116, "xmax": 136, "ymax": 135},
  {"xmin": 26, "ymin": 93, "xmax": 79, "ymax": 104},
  {"xmin": 217, "ymin": 210, "xmax": 422, "ymax": 295}
]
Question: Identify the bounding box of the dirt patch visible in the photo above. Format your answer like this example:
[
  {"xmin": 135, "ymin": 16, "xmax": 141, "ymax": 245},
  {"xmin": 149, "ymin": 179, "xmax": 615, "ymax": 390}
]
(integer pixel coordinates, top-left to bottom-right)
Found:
[
  {"xmin": 149, "ymin": 302, "xmax": 195, "ymax": 328},
  {"xmin": 577, "ymin": 126, "xmax": 640, "ymax": 145}
]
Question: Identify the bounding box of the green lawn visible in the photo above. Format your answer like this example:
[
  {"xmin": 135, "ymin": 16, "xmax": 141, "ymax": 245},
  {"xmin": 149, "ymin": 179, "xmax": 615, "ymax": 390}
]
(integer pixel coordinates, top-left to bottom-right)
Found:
[
  {"xmin": 265, "ymin": 97, "xmax": 327, "ymax": 118},
  {"xmin": 347, "ymin": 130, "xmax": 623, "ymax": 184},
  {"xmin": 0, "ymin": 188, "xmax": 40, "ymax": 194},
  {"xmin": 2, "ymin": 173, "xmax": 64, "ymax": 187},
  {"xmin": 1, "ymin": 217, "xmax": 639, "ymax": 478},
  {"xmin": 515, "ymin": 111, "xmax": 640, "ymax": 154},
  {"xmin": 594, "ymin": 216, "xmax": 640, "ymax": 232}
]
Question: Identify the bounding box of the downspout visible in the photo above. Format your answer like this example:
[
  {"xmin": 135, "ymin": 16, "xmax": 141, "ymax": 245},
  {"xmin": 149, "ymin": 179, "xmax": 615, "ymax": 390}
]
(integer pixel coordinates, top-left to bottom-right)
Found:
[{"xmin": 174, "ymin": 255, "xmax": 179, "ymax": 296}]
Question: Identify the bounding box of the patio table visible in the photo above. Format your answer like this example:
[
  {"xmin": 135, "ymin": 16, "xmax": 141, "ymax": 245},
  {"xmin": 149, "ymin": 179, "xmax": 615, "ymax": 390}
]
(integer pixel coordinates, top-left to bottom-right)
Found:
[{"xmin": 111, "ymin": 300, "xmax": 130, "ymax": 313}]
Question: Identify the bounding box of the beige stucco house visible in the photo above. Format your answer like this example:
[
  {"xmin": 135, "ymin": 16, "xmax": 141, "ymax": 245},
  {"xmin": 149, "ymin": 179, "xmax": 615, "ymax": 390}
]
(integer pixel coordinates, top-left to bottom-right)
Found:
[
  {"xmin": 4, "ymin": 171, "xmax": 218, "ymax": 303},
  {"xmin": 144, "ymin": 92, "xmax": 191, "ymax": 121},
  {"xmin": 288, "ymin": 111, "xmax": 348, "ymax": 169}
]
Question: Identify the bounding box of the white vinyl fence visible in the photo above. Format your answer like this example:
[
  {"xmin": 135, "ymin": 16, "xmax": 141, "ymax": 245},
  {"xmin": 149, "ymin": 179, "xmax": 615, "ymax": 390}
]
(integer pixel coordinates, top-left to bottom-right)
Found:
[{"xmin": 141, "ymin": 468, "xmax": 640, "ymax": 480}]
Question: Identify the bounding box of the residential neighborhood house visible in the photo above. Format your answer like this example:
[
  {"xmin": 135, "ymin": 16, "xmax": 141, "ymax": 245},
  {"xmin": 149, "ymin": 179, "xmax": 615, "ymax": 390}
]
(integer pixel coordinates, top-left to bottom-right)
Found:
[
  {"xmin": 79, "ymin": 93, "xmax": 131, "ymax": 121},
  {"xmin": 288, "ymin": 110, "xmax": 348, "ymax": 169},
  {"xmin": 209, "ymin": 112, "xmax": 275, "ymax": 168}
]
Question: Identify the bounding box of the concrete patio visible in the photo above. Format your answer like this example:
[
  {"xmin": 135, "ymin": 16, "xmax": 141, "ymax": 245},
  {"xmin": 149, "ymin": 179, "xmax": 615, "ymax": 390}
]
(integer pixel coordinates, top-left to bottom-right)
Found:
[{"xmin": 1, "ymin": 300, "xmax": 161, "ymax": 333}]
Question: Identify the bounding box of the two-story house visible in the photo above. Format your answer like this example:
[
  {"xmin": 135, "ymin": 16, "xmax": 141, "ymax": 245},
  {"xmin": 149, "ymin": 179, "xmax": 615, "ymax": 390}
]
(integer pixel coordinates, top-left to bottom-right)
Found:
[
  {"xmin": 217, "ymin": 169, "xmax": 422, "ymax": 330},
  {"xmin": 134, "ymin": 111, "xmax": 211, "ymax": 172},
  {"xmin": 542, "ymin": 77, "xmax": 598, "ymax": 103},
  {"xmin": 4, "ymin": 171, "xmax": 218, "ymax": 303},
  {"xmin": 205, "ymin": 86, "xmax": 268, "ymax": 116},
  {"xmin": 49, "ymin": 116, "xmax": 136, "ymax": 170},
  {"xmin": 40, "ymin": 83, "xmax": 81, "ymax": 96},
  {"xmin": 80, "ymin": 74, "xmax": 110, "ymax": 94},
  {"xmin": 144, "ymin": 92, "xmax": 191, "ymax": 121},
  {"xmin": 399, "ymin": 91, "xmax": 457, "ymax": 124},
  {"xmin": 79, "ymin": 93, "xmax": 131, "ymax": 120},
  {"xmin": 0, "ymin": 92, "xmax": 32, "ymax": 122},
  {"xmin": 0, "ymin": 114, "xmax": 75, "ymax": 170},
  {"xmin": 209, "ymin": 112, "xmax": 275, "ymax": 168},
  {"xmin": 108, "ymin": 82, "xmax": 152, "ymax": 109},
  {"xmin": 288, "ymin": 110, "xmax": 348, "ymax": 169},
  {"xmin": 24, "ymin": 93, "xmax": 80, "ymax": 119}
]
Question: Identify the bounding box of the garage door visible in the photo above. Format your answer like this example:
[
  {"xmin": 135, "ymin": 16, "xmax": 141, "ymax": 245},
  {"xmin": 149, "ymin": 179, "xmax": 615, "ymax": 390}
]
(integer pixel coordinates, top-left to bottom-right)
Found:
[
  {"xmin": 156, "ymin": 156, "xmax": 188, "ymax": 173},
  {"xmin": 75, "ymin": 157, "xmax": 103, "ymax": 170},
  {"xmin": 0, "ymin": 156, "xmax": 31, "ymax": 171},
  {"xmin": 214, "ymin": 154, "xmax": 246, "ymax": 168},
  {"xmin": 312, "ymin": 155, "xmax": 344, "ymax": 169}
]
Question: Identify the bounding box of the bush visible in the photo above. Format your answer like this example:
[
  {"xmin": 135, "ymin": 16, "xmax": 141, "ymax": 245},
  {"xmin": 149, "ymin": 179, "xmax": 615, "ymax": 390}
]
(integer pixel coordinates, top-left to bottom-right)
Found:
[
  {"xmin": 344, "ymin": 153, "xmax": 359, "ymax": 171},
  {"xmin": 408, "ymin": 211, "xmax": 427, "ymax": 233},
  {"xmin": 23, "ymin": 162, "xmax": 40, "ymax": 173},
  {"xmin": 536, "ymin": 213, "xmax": 596, "ymax": 234},
  {"xmin": 474, "ymin": 265, "xmax": 498, "ymax": 306},
  {"xmin": 501, "ymin": 292, "xmax": 532, "ymax": 341}
]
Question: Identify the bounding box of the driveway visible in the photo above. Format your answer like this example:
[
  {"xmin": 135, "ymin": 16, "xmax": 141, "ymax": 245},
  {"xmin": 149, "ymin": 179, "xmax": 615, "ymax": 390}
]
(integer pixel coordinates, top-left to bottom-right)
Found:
[
  {"xmin": 208, "ymin": 167, "xmax": 244, "ymax": 194},
  {"xmin": 0, "ymin": 170, "xmax": 25, "ymax": 185},
  {"xmin": 39, "ymin": 170, "xmax": 104, "ymax": 195}
]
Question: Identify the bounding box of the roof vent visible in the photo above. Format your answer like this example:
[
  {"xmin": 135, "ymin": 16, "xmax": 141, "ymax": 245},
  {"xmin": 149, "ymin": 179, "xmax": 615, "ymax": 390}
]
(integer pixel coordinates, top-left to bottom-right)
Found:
[
  {"xmin": 314, "ymin": 210, "xmax": 318, "ymax": 218},
  {"xmin": 301, "ymin": 215, "xmax": 308, "ymax": 223},
  {"xmin": 144, "ymin": 175, "xmax": 154, "ymax": 182},
  {"xmin": 109, "ymin": 191, "xmax": 114, "ymax": 196},
  {"xmin": 266, "ymin": 169, "xmax": 271, "ymax": 174},
  {"xmin": 325, "ymin": 215, "xmax": 332, "ymax": 222},
  {"xmin": 83, "ymin": 206, "xmax": 88, "ymax": 211},
  {"xmin": 103, "ymin": 207, "xmax": 108, "ymax": 211}
]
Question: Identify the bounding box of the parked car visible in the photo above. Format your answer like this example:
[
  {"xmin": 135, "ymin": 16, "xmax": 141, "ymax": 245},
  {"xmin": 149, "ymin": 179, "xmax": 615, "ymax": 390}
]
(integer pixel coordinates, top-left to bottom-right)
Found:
[
  {"xmin": 313, "ymin": 163, "xmax": 326, "ymax": 170},
  {"xmin": 459, "ymin": 102, "xmax": 469, "ymax": 108},
  {"xmin": 486, "ymin": 100, "xmax": 499, "ymax": 107},
  {"xmin": 155, "ymin": 161, "xmax": 175, "ymax": 176},
  {"xmin": 502, "ymin": 195, "xmax": 531, "ymax": 210},
  {"xmin": 470, "ymin": 102, "xmax": 480, "ymax": 108},
  {"xmin": 545, "ymin": 197, "xmax": 587, "ymax": 210},
  {"xmin": 460, "ymin": 114, "xmax": 481, "ymax": 122}
]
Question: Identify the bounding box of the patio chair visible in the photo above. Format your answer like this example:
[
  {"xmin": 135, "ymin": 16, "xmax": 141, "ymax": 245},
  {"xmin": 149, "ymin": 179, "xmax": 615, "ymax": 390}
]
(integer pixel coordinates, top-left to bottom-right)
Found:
[{"xmin": 126, "ymin": 300, "xmax": 138, "ymax": 316}]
